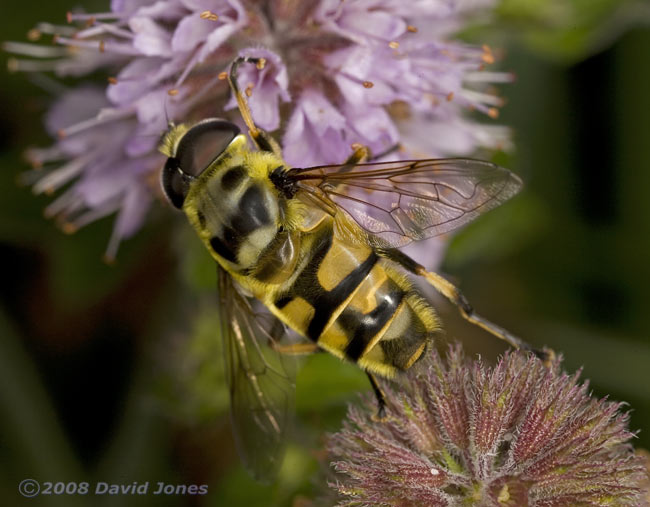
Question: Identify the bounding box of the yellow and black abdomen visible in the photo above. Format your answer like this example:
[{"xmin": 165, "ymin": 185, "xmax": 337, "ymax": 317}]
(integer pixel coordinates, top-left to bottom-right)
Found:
[{"xmin": 271, "ymin": 221, "xmax": 440, "ymax": 378}]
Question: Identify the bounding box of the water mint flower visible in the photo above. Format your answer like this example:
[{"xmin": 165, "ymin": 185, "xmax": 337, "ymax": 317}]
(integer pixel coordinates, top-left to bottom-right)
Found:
[
  {"xmin": 328, "ymin": 345, "xmax": 647, "ymax": 506},
  {"xmin": 6, "ymin": 0, "xmax": 512, "ymax": 259}
]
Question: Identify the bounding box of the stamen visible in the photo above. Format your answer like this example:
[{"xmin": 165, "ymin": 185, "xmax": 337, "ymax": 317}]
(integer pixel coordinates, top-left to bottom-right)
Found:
[
  {"xmin": 17, "ymin": 169, "xmax": 44, "ymax": 187},
  {"xmin": 7, "ymin": 57, "xmax": 64, "ymax": 73},
  {"xmin": 245, "ymin": 83, "xmax": 254, "ymax": 97},
  {"xmin": 218, "ymin": 71, "xmax": 228, "ymax": 80},
  {"xmin": 44, "ymin": 190, "xmax": 83, "ymax": 218},
  {"xmin": 181, "ymin": 71, "xmax": 228, "ymax": 113},
  {"xmin": 174, "ymin": 50, "xmax": 201, "ymax": 88},
  {"xmin": 464, "ymin": 71, "xmax": 515, "ymax": 83},
  {"xmin": 36, "ymin": 22, "xmax": 77, "ymax": 36},
  {"xmin": 446, "ymin": 92, "xmax": 454, "ymax": 101},
  {"xmin": 67, "ymin": 11, "xmax": 122, "ymax": 23},
  {"xmin": 76, "ymin": 22, "xmax": 134, "ymax": 40},
  {"xmin": 256, "ymin": 58, "xmax": 266, "ymax": 70},
  {"xmin": 459, "ymin": 89, "xmax": 505, "ymax": 107},
  {"xmin": 200, "ymin": 10, "xmax": 219, "ymax": 21},
  {"xmin": 487, "ymin": 107, "xmax": 499, "ymax": 119},
  {"xmin": 2, "ymin": 41, "xmax": 69, "ymax": 58},
  {"xmin": 108, "ymin": 76, "xmax": 118, "ymax": 84},
  {"xmin": 54, "ymin": 36, "xmax": 141, "ymax": 56},
  {"xmin": 338, "ymin": 70, "xmax": 377, "ymax": 90},
  {"xmin": 105, "ymin": 213, "xmax": 128, "ymax": 264},
  {"xmin": 25, "ymin": 146, "xmax": 65, "ymax": 166},
  {"xmin": 73, "ymin": 206, "xmax": 119, "ymax": 230},
  {"xmin": 388, "ymin": 41, "xmax": 399, "ymax": 49},
  {"xmin": 33, "ymin": 156, "xmax": 89, "ymax": 195},
  {"xmin": 407, "ymin": 25, "xmax": 418, "ymax": 33},
  {"xmin": 167, "ymin": 88, "xmax": 179, "ymax": 96},
  {"xmin": 57, "ymin": 108, "xmax": 132, "ymax": 138}
]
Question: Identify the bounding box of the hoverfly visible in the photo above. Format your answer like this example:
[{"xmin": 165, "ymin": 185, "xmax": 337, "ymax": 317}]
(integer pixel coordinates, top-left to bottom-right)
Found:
[{"xmin": 160, "ymin": 56, "xmax": 541, "ymax": 481}]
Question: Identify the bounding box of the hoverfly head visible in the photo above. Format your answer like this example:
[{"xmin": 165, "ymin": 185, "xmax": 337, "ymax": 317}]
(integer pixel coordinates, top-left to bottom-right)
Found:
[{"xmin": 161, "ymin": 119, "xmax": 240, "ymax": 209}]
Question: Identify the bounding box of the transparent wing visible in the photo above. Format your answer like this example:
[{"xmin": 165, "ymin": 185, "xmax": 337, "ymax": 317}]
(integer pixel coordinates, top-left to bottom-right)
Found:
[
  {"xmin": 289, "ymin": 158, "xmax": 522, "ymax": 247},
  {"xmin": 218, "ymin": 266, "xmax": 295, "ymax": 482}
]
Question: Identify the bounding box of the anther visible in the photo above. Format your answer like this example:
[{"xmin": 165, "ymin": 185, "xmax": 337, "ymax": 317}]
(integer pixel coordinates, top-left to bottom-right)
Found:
[
  {"xmin": 107, "ymin": 76, "xmax": 118, "ymax": 84},
  {"xmin": 407, "ymin": 25, "xmax": 417, "ymax": 33},
  {"xmin": 27, "ymin": 28, "xmax": 41, "ymax": 41},
  {"xmin": 388, "ymin": 41, "xmax": 399, "ymax": 49},
  {"xmin": 200, "ymin": 10, "xmax": 219, "ymax": 21},
  {"xmin": 62, "ymin": 223, "xmax": 78, "ymax": 234},
  {"xmin": 218, "ymin": 71, "xmax": 228, "ymax": 80},
  {"xmin": 167, "ymin": 88, "xmax": 179, "ymax": 96},
  {"xmin": 102, "ymin": 254, "xmax": 116, "ymax": 266},
  {"xmin": 482, "ymin": 45, "xmax": 495, "ymax": 64},
  {"xmin": 98, "ymin": 40, "xmax": 105, "ymax": 52},
  {"xmin": 487, "ymin": 107, "xmax": 499, "ymax": 119},
  {"xmin": 362, "ymin": 81, "xmax": 374, "ymax": 88},
  {"xmin": 66, "ymin": 11, "xmax": 73, "ymax": 23},
  {"xmin": 482, "ymin": 53, "xmax": 495, "ymax": 64},
  {"xmin": 446, "ymin": 91, "xmax": 454, "ymax": 101},
  {"xmin": 7, "ymin": 58, "xmax": 18, "ymax": 73},
  {"xmin": 255, "ymin": 58, "xmax": 266, "ymax": 70},
  {"xmin": 245, "ymin": 83, "xmax": 254, "ymax": 97}
]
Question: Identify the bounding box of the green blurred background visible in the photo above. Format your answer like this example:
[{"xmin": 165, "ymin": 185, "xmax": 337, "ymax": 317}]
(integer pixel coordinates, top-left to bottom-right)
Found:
[{"xmin": 1, "ymin": 1, "xmax": 649, "ymax": 505}]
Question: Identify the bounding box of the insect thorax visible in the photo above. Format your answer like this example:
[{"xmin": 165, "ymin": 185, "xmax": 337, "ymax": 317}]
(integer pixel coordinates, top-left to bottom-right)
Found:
[{"xmin": 183, "ymin": 155, "xmax": 285, "ymax": 272}]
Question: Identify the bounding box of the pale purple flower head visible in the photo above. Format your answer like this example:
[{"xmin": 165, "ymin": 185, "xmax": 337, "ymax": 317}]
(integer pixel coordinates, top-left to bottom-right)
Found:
[
  {"xmin": 328, "ymin": 345, "xmax": 648, "ymax": 506},
  {"xmin": 7, "ymin": 0, "xmax": 512, "ymax": 260}
]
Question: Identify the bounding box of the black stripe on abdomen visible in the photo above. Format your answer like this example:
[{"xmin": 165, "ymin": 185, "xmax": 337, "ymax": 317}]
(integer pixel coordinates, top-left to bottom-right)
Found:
[
  {"xmin": 340, "ymin": 289, "xmax": 405, "ymax": 361},
  {"xmin": 274, "ymin": 229, "xmax": 379, "ymax": 342}
]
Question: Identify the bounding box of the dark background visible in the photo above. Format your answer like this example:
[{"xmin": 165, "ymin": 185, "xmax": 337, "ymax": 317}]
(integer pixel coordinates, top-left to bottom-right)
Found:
[{"xmin": 1, "ymin": 1, "xmax": 649, "ymax": 505}]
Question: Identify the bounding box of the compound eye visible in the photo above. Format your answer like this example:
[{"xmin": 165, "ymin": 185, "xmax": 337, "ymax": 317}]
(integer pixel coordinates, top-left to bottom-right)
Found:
[
  {"xmin": 161, "ymin": 119, "xmax": 240, "ymax": 209},
  {"xmin": 176, "ymin": 119, "xmax": 240, "ymax": 178}
]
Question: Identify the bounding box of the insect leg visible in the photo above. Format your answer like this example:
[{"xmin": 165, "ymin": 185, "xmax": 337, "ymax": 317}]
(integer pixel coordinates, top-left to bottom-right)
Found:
[
  {"xmin": 335, "ymin": 142, "xmax": 402, "ymax": 177},
  {"xmin": 270, "ymin": 342, "xmax": 320, "ymax": 356},
  {"xmin": 228, "ymin": 56, "xmax": 282, "ymax": 156},
  {"xmin": 368, "ymin": 143, "xmax": 402, "ymax": 161},
  {"xmin": 264, "ymin": 318, "xmax": 320, "ymax": 355},
  {"xmin": 378, "ymin": 248, "xmax": 550, "ymax": 361},
  {"xmin": 366, "ymin": 372, "xmax": 387, "ymax": 421}
]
